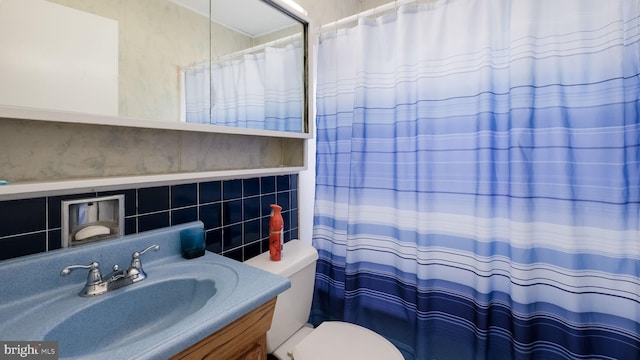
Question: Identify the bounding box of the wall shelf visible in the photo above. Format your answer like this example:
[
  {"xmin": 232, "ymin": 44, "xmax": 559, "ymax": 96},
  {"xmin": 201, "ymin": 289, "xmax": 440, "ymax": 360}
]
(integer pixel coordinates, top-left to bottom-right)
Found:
[
  {"xmin": 0, "ymin": 167, "xmax": 304, "ymax": 201},
  {"xmin": 0, "ymin": 106, "xmax": 312, "ymax": 140}
]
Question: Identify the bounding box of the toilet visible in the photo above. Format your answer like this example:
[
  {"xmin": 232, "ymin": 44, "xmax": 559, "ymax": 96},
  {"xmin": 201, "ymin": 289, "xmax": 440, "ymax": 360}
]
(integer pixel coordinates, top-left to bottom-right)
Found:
[{"xmin": 245, "ymin": 240, "xmax": 404, "ymax": 360}]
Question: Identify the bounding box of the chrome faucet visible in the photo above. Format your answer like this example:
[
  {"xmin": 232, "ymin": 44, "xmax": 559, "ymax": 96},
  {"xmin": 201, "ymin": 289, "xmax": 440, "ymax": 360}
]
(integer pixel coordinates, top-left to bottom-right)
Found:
[{"xmin": 60, "ymin": 244, "xmax": 160, "ymax": 297}]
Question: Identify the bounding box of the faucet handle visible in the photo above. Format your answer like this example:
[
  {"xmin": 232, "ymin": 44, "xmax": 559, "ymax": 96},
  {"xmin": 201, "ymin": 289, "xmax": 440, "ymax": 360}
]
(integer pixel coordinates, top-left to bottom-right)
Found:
[
  {"xmin": 127, "ymin": 244, "xmax": 159, "ymax": 282},
  {"xmin": 60, "ymin": 262, "xmax": 107, "ymax": 297},
  {"xmin": 135, "ymin": 244, "xmax": 160, "ymax": 257}
]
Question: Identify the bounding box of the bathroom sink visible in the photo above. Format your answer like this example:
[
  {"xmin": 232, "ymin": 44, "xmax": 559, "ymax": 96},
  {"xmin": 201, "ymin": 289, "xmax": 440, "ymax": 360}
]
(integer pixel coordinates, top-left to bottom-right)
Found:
[
  {"xmin": 0, "ymin": 222, "xmax": 289, "ymax": 360},
  {"xmin": 45, "ymin": 276, "xmax": 217, "ymax": 357}
]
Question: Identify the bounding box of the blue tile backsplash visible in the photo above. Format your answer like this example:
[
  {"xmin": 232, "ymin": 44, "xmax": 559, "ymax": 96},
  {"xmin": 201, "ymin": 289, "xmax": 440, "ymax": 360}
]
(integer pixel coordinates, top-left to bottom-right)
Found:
[{"xmin": 0, "ymin": 174, "xmax": 299, "ymax": 262}]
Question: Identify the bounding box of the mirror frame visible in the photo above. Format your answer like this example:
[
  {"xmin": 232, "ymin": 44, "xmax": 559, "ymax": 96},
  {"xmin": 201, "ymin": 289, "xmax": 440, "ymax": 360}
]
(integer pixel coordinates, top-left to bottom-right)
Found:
[{"xmin": 0, "ymin": 0, "xmax": 312, "ymax": 140}]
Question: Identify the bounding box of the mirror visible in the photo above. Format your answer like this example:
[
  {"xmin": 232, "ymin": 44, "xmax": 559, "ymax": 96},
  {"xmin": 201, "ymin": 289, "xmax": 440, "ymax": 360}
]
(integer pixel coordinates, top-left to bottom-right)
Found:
[{"xmin": 0, "ymin": 0, "xmax": 307, "ymax": 133}]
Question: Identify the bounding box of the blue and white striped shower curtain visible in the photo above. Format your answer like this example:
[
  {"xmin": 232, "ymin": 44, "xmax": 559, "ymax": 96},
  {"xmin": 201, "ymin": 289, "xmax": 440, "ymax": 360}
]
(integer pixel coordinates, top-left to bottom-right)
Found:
[
  {"xmin": 311, "ymin": 1, "xmax": 640, "ymax": 359},
  {"xmin": 184, "ymin": 42, "xmax": 303, "ymax": 131}
]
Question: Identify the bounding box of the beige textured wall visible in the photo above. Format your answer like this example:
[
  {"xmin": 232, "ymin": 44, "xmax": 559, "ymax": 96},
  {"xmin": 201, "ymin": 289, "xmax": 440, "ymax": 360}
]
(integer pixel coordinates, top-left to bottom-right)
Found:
[
  {"xmin": 0, "ymin": 118, "xmax": 303, "ymax": 182},
  {"xmin": 0, "ymin": 0, "xmax": 359, "ymax": 185}
]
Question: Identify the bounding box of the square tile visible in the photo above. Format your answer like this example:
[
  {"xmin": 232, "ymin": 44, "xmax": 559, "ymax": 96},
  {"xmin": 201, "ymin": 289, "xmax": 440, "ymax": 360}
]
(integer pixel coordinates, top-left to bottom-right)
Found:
[
  {"xmin": 223, "ymin": 200, "xmax": 242, "ymax": 225},
  {"xmin": 290, "ymin": 208, "xmax": 299, "ymax": 229},
  {"xmin": 243, "ymin": 197, "xmax": 261, "ymax": 221},
  {"xmin": 223, "ymin": 179, "xmax": 242, "ymax": 200},
  {"xmin": 138, "ymin": 187, "xmax": 169, "ymax": 214},
  {"xmin": 206, "ymin": 229, "xmax": 222, "ymax": 254},
  {"xmin": 199, "ymin": 181, "xmax": 221, "ymax": 204},
  {"xmin": 48, "ymin": 229, "xmax": 62, "ymax": 251},
  {"xmin": 0, "ymin": 198, "xmax": 46, "ymax": 237},
  {"xmin": 261, "ymin": 176, "xmax": 276, "ymax": 194},
  {"xmin": 243, "ymin": 177, "xmax": 260, "ymax": 197},
  {"xmin": 277, "ymin": 175, "xmax": 290, "ymax": 192},
  {"xmin": 138, "ymin": 211, "xmax": 170, "ymax": 232},
  {"xmin": 223, "ymin": 247, "xmax": 243, "ymax": 262},
  {"xmin": 261, "ymin": 216, "xmax": 271, "ymax": 239},
  {"xmin": 205, "ymin": 228, "xmax": 222, "ymax": 254},
  {"xmin": 277, "ymin": 192, "xmax": 290, "ymax": 211},
  {"xmin": 260, "ymin": 193, "xmax": 277, "ymax": 217},
  {"xmin": 223, "ymin": 224, "xmax": 243, "ymax": 250},
  {"xmin": 291, "ymin": 189, "xmax": 298, "ymax": 210},
  {"xmin": 171, "ymin": 207, "xmax": 198, "ymax": 225},
  {"xmin": 125, "ymin": 217, "xmax": 137, "ymax": 235},
  {"xmin": 243, "ymin": 241, "xmax": 262, "ymax": 260},
  {"xmin": 200, "ymin": 203, "xmax": 222, "ymax": 230},
  {"xmin": 171, "ymin": 183, "xmax": 197, "ymax": 208},
  {"xmin": 0, "ymin": 232, "xmax": 46, "ymax": 260},
  {"xmin": 243, "ymin": 219, "xmax": 260, "ymax": 244}
]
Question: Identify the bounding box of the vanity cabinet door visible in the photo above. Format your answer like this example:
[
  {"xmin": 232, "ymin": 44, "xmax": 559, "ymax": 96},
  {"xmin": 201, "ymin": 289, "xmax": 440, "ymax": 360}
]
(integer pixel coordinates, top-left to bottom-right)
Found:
[
  {"xmin": 170, "ymin": 298, "xmax": 276, "ymax": 360},
  {"xmin": 239, "ymin": 343, "xmax": 264, "ymax": 360}
]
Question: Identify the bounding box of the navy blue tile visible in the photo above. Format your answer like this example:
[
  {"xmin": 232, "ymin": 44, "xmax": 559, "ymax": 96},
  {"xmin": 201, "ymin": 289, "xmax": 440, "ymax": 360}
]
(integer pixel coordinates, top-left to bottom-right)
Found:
[
  {"xmin": 48, "ymin": 229, "xmax": 61, "ymax": 251},
  {"xmin": 223, "ymin": 200, "xmax": 242, "ymax": 225},
  {"xmin": 277, "ymin": 192, "xmax": 290, "ymax": 211},
  {"xmin": 243, "ymin": 197, "xmax": 261, "ymax": 221},
  {"xmin": 0, "ymin": 232, "xmax": 46, "ymax": 260},
  {"xmin": 291, "ymin": 189, "xmax": 298, "ymax": 210},
  {"xmin": 205, "ymin": 228, "xmax": 222, "ymax": 254},
  {"xmin": 223, "ymin": 224, "xmax": 242, "ymax": 250},
  {"xmin": 199, "ymin": 181, "xmax": 221, "ymax": 203},
  {"xmin": 277, "ymin": 175, "xmax": 290, "ymax": 192},
  {"xmin": 125, "ymin": 217, "xmax": 137, "ymax": 235},
  {"xmin": 138, "ymin": 211, "xmax": 170, "ymax": 232},
  {"xmin": 291, "ymin": 208, "xmax": 299, "ymax": 230},
  {"xmin": 48, "ymin": 193, "xmax": 94, "ymax": 229},
  {"xmin": 243, "ymin": 178, "xmax": 260, "ymax": 197},
  {"xmin": 283, "ymin": 211, "xmax": 291, "ymax": 232},
  {"xmin": 138, "ymin": 187, "xmax": 169, "ymax": 214},
  {"xmin": 200, "ymin": 203, "xmax": 221, "ymax": 230},
  {"xmin": 290, "ymin": 228, "xmax": 299, "ymax": 241},
  {"xmin": 0, "ymin": 198, "xmax": 46, "ymax": 237},
  {"xmin": 171, "ymin": 183, "xmax": 197, "ymax": 208},
  {"xmin": 137, "ymin": 187, "xmax": 168, "ymax": 213},
  {"xmin": 243, "ymin": 219, "xmax": 260, "ymax": 244},
  {"xmin": 261, "ymin": 176, "xmax": 276, "ymax": 194},
  {"xmin": 260, "ymin": 238, "xmax": 269, "ymax": 253},
  {"xmin": 98, "ymin": 190, "xmax": 136, "ymax": 216},
  {"xmin": 171, "ymin": 207, "xmax": 198, "ymax": 225},
  {"xmin": 244, "ymin": 241, "xmax": 262, "ymax": 261},
  {"xmin": 261, "ymin": 193, "xmax": 276, "ymax": 217},
  {"xmin": 291, "ymin": 174, "xmax": 298, "ymax": 189},
  {"xmin": 224, "ymin": 247, "xmax": 243, "ymax": 262},
  {"xmin": 261, "ymin": 216, "xmax": 270, "ymax": 239},
  {"xmin": 223, "ymin": 179, "xmax": 242, "ymax": 200}
]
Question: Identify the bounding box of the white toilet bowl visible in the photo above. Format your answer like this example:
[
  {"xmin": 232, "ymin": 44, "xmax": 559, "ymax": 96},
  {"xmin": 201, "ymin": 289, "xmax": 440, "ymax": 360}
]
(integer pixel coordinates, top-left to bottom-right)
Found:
[{"xmin": 293, "ymin": 321, "xmax": 403, "ymax": 360}]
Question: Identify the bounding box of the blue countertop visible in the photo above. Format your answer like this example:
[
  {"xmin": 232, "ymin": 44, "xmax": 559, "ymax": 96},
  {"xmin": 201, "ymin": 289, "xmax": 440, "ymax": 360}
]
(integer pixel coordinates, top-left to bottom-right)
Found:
[{"xmin": 0, "ymin": 222, "xmax": 290, "ymax": 359}]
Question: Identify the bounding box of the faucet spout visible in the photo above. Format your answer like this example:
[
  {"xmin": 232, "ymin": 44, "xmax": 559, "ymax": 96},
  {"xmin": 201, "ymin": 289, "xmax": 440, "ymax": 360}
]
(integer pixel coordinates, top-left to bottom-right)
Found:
[{"xmin": 104, "ymin": 264, "xmax": 133, "ymax": 291}]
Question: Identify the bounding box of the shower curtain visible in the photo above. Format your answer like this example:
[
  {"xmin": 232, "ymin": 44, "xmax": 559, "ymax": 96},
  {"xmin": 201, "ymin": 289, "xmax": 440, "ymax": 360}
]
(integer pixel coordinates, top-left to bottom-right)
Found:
[
  {"xmin": 311, "ymin": 1, "xmax": 640, "ymax": 359},
  {"xmin": 183, "ymin": 42, "xmax": 303, "ymax": 131}
]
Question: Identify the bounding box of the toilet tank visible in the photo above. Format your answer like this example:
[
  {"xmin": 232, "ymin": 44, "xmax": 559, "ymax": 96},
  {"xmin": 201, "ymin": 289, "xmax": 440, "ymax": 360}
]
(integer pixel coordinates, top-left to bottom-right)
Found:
[{"xmin": 245, "ymin": 240, "xmax": 319, "ymax": 353}]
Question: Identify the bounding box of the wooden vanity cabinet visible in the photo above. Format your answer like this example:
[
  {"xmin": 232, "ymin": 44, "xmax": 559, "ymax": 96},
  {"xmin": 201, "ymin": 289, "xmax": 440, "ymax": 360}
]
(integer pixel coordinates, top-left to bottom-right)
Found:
[{"xmin": 170, "ymin": 298, "xmax": 276, "ymax": 360}]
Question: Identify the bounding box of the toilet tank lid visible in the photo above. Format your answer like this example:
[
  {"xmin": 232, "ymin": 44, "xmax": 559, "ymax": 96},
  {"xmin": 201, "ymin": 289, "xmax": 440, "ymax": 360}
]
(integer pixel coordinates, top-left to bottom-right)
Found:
[{"xmin": 244, "ymin": 239, "xmax": 319, "ymax": 278}]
